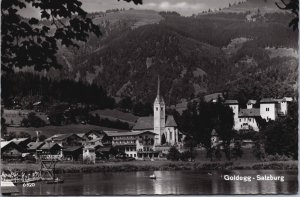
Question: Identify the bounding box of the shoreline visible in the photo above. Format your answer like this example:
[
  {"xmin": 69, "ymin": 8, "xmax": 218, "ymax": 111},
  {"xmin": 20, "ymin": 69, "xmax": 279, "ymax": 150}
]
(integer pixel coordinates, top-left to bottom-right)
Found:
[{"xmin": 2, "ymin": 160, "xmax": 298, "ymax": 174}]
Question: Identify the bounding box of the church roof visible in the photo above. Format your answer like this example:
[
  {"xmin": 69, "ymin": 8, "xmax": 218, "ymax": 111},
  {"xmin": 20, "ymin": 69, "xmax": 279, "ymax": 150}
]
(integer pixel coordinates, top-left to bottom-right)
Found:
[
  {"xmin": 166, "ymin": 115, "xmax": 177, "ymax": 127},
  {"xmin": 132, "ymin": 116, "xmax": 154, "ymax": 130}
]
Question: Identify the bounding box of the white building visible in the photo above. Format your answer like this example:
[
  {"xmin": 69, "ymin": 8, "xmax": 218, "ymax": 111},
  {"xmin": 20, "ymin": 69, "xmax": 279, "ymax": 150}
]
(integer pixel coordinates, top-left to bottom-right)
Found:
[
  {"xmin": 237, "ymin": 108, "xmax": 260, "ymax": 131},
  {"xmin": 83, "ymin": 145, "xmax": 96, "ymax": 164},
  {"xmin": 225, "ymin": 97, "xmax": 292, "ymax": 132},
  {"xmin": 247, "ymin": 100, "xmax": 256, "ymax": 109},
  {"xmin": 259, "ymin": 98, "xmax": 279, "ymax": 121},
  {"xmin": 108, "ymin": 131, "xmax": 159, "ymax": 159}
]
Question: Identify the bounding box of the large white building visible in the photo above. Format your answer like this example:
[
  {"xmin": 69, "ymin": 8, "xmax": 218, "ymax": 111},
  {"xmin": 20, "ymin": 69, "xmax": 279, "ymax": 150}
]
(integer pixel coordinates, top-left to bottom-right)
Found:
[{"xmin": 224, "ymin": 97, "xmax": 292, "ymax": 132}]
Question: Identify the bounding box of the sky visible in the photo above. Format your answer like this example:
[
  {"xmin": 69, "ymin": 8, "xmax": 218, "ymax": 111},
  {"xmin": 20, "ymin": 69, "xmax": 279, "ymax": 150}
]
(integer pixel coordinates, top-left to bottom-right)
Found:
[
  {"xmin": 20, "ymin": 0, "xmax": 246, "ymax": 18},
  {"xmin": 82, "ymin": 0, "xmax": 246, "ymax": 16}
]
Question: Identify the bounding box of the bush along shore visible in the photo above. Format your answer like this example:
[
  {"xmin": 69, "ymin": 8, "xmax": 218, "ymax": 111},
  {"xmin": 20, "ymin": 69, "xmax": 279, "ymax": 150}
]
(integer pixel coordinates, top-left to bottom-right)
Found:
[{"xmin": 2, "ymin": 160, "xmax": 298, "ymax": 174}]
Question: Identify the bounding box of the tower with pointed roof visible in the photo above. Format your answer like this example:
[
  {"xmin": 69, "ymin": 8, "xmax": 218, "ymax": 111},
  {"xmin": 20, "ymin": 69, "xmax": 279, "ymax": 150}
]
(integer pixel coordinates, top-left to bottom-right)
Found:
[{"xmin": 153, "ymin": 76, "xmax": 165, "ymax": 145}]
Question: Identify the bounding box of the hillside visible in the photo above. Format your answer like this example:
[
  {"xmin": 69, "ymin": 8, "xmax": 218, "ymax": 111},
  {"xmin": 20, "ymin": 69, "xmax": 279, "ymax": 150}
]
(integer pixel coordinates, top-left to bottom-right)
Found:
[{"xmin": 7, "ymin": 6, "xmax": 298, "ymax": 109}]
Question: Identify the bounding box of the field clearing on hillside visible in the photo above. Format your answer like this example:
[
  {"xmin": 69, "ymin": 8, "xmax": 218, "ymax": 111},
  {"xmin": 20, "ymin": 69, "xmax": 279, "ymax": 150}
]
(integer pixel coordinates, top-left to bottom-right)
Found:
[{"xmin": 90, "ymin": 109, "xmax": 139, "ymax": 123}]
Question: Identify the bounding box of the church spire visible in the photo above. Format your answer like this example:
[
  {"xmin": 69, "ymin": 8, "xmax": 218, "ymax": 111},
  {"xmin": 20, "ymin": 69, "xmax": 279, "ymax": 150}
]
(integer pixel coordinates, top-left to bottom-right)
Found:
[
  {"xmin": 155, "ymin": 75, "xmax": 164, "ymax": 104},
  {"xmin": 157, "ymin": 75, "xmax": 160, "ymax": 98}
]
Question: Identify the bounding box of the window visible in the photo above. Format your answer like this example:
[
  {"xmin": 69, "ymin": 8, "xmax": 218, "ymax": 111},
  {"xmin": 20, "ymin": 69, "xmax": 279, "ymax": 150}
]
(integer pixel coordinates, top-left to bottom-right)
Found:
[
  {"xmin": 161, "ymin": 107, "xmax": 163, "ymax": 111},
  {"xmin": 239, "ymin": 118, "xmax": 241, "ymax": 122},
  {"xmin": 170, "ymin": 132, "xmax": 172, "ymax": 140},
  {"xmin": 266, "ymin": 108, "xmax": 269, "ymax": 111},
  {"xmin": 156, "ymin": 107, "xmax": 158, "ymax": 111}
]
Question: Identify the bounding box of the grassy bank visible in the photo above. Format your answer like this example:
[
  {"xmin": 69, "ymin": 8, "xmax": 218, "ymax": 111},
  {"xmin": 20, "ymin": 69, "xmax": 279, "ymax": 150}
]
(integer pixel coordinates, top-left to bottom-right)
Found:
[{"xmin": 2, "ymin": 160, "xmax": 298, "ymax": 174}]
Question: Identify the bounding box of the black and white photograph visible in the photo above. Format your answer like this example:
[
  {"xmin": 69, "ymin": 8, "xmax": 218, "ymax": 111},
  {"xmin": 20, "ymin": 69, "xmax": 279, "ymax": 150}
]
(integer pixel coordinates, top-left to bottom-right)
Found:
[{"xmin": 0, "ymin": 0, "xmax": 299, "ymax": 195}]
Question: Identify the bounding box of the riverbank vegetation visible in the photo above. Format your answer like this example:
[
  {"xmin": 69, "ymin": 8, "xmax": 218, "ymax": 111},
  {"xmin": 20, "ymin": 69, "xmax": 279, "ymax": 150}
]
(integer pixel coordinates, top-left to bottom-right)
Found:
[{"xmin": 2, "ymin": 160, "xmax": 297, "ymax": 174}]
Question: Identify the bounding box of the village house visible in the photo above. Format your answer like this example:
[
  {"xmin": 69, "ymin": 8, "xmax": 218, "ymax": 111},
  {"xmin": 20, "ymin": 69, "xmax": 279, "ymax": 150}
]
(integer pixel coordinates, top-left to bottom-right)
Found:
[
  {"xmin": 63, "ymin": 146, "xmax": 83, "ymax": 161},
  {"xmin": 1, "ymin": 141, "xmax": 24, "ymax": 161},
  {"xmin": 9, "ymin": 138, "xmax": 31, "ymax": 150},
  {"xmin": 82, "ymin": 130, "xmax": 112, "ymax": 147},
  {"xmin": 45, "ymin": 133, "xmax": 84, "ymax": 147},
  {"xmin": 82, "ymin": 145, "xmax": 97, "ymax": 164},
  {"xmin": 27, "ymin": 142, "xmax": 45, "ymax": 156},
  {"xmin": 37, "ymin": 142, "xmax": 63, "ymax": 160}
]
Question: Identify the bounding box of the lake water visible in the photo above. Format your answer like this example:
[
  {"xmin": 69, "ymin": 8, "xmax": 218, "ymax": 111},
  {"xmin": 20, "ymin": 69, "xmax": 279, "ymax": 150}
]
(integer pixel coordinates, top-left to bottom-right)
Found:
[{"xmin": 17, "ymin": 170, "xmax": 298, "ymax": 195}]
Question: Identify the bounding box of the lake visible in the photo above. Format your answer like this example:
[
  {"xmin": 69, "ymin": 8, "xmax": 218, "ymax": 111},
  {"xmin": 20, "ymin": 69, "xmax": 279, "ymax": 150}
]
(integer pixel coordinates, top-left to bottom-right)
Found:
[{"xmin": 17, "ymin": 170, "xmax": 298, "ymax": 195}]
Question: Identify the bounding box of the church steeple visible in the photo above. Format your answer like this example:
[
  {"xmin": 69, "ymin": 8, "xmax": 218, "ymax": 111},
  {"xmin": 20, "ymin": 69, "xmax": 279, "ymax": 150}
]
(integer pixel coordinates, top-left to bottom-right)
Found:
[
  {"xmin": 153, "ymin": 75, "xmax": 165, "ymax": 145},
  {"xmin": 155, "ymin": 75, "xmax": 165, "ymax": 104}
]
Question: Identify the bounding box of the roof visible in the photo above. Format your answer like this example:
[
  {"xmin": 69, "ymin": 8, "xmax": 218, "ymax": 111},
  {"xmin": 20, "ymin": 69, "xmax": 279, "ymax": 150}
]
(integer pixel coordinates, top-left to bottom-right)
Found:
[
  {"xmin": 46, "ymin": 133, "xmax": 82, "ymax": 141},
  {"xmin": 76, "ymin": 133, "xmax": 85, "ymax": 138},
  {"xmin": 282, "ymin": 97, "xmax": 293, "ymax": 102},
  {"xmin": 165, "ymin": 115, "xmax": 177, "ymax": 127},
  {"xmin": 96, "ymin": 147, "xmax": 111, "ymax": 152},
  {"xmin": 27, "ymin": 142, "xmax": 45, "ymax": 150},
  {"xmin": 224, "ymin": 100, "xmax": 239, "ymax": 105},
  {"xmin": 204, "ymin": 93, "xmax": 223, "ymax": 102},
  {"xmin": 1, "ymin": 141, "xmax": 13, "ymax": 148},
  {"xmin": 88, "ymin": 137, "xmax": 104, "ymax": 143},
  {"xmin": 1, "ymin": 181, "xmax": 19, "ymax": 194},
  {"xmin": 84, "ymin": 144, "xmax": 101, "ymax": 149},
  {"xmin": 1, "ymin": 141, "xmax": 23, "ymax": 152},
  {"xmin": 9, "ymin": 138, "xmax": 30, "ymax": 144},
  {"xmin": 132, "ymin": 116, "xmax": 154, "ymax": 130},
  {"xmin": 260, "ymin": 98, "xmax": 280, "ymax": 103},
  {"xmin": 63, "ymin": 146, "xmax": 82, "ymax": 152},
  {"xmin": 84, "ymin": 130, "xmax": 106, "ymax": 137},
  {"xmin": 40, "ymin": 142, "xmax": 62, "ymax": 150},
  {"xmin": 239, "ymin": 108, "xmax": 260, "ymax": 117},
  {"xmin": 108, "ymin": 131, "xmax": 157, "ymax": 137},
  {"xmin": 247, "ymin": 100, "xmax": 257, "ymax": 105}
]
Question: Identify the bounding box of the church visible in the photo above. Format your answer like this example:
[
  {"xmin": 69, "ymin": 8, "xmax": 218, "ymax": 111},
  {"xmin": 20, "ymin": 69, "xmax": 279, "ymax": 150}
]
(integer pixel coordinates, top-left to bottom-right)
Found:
[{"xmin": 132, "ymin": 77, "xmax": 181, "ymax": 146}]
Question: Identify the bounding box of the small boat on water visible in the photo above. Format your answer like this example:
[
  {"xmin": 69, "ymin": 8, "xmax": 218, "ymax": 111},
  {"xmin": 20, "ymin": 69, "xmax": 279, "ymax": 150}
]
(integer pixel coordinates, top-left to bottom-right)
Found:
[
  {"xmin": 208, "ymin": 172, "xmax": 213, "ymax": 176},
  {"xmin": 46, "ymin": 178, "xmax": 64, "ymax": 184},
  {"xmin": 149, "ymin": 174, "xmax": 156, "ymax": 179}
]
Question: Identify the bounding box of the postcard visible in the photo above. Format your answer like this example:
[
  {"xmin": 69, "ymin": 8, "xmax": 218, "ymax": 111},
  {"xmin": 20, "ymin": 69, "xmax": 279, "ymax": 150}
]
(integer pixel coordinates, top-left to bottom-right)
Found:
[{"xmin": 1, "ymin": 0, "xmax": 298, "ymax": 195}]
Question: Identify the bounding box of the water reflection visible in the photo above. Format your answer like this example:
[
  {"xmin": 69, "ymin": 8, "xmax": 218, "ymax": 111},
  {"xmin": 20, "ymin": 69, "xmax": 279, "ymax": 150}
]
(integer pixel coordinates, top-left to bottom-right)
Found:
[{"xmin": 16, "ymin": 170, "xmax": 298, "ymax": 195}]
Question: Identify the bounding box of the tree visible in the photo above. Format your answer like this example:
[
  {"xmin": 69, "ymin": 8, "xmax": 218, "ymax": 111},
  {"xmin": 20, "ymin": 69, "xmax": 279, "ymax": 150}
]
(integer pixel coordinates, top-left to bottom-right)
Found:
[
  {"xmin": 161, "ymin": 133, "xmax": 166, "ymax": 145},
  {"xmin": 22, "ymin": 112, "xmax": 46, "ymax": 127},
  {"xmin": 260, "ymin": 102, "xmax": 298, "ymax": 159},
  {"xmin": 276, "ymin": 0, "xmax": 298, "ymax": 30},
  {"xmin": 253, "ymin": 139, "xmax": 266, "ymax": 161},
  {"xmin": 215, "ymin": 146, "xmax": 222, "ymax": 161},
  {"xmin": 1, "ymin": 0, "xmax": 142, "ymax": 72},
  {"xmin": 167, "ymin": 146, "xmax": 181, "ymax": 161},
  {"xmin": 232, "ymin": 140, "xmax": 243, "ymax": 159},
  {"xmin": 17, "ymin": 131, "xmax": 31, "ymax": 139},
  {"xmin": 119, "ymin": 97, "xmax": 133, "ymax": 112},
  {"xmin": 177, "ymin": 100, "xmax": 234, "ymax": 152}
]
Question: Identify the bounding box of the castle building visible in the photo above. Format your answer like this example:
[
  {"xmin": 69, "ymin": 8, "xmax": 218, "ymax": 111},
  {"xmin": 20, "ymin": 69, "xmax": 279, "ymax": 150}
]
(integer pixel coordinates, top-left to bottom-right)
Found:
[
  {"xmin": 132, "ymin": 77, "xmax": 181, "ymax": 146},
  {"xmin": 225, "ymin": 97, "xmax": 292, "ymax": 131}
]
